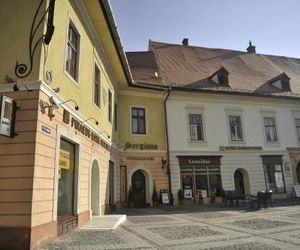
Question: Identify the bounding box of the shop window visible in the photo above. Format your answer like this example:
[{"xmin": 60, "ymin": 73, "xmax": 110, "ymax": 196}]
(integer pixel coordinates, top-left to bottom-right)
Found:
[
  {"xmin": 262, "ymin": 156, "xmax": 285, "ymax": 194},
  {"xmin": 94, "ymin": 64, "xmax": 101, "ymax": 108},
  {"xmin": 189, "ymin": 114, "xmax": 204, "ymax": 141},
  {"xmin": 131, "ymin": 107, "xmax": 146, "ymax": 134},
  {"xmin": 65, "ymin": 22, "xmax": 80, "ymax": 81},
  {"xmin": 57, "ymin": 139, "xmax": 76, "ymax": 217},
  {"xmin": 264, "ymin": 117, "xmax": 278, "ymax": 142},
  {"xmin": 229, "ymin": 115, "xmax": 243, "ymax": 141},
  {"xmin": 181, "ymin": 165, "xmax": 222, "ymax": 198}
]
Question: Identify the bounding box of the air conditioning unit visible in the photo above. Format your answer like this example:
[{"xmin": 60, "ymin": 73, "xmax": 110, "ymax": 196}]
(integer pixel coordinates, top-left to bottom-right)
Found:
[{"xmin": 0, "ymin": 96, "xmax": 17, "ymax": 137}]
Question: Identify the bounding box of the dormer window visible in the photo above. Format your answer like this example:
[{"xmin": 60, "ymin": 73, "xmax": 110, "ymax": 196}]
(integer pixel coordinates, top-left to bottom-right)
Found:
[
  {"xmin": 281, "ymin": 78, "xmax": 291, "ymax": 91},
  {"xmin": 267, "ymin": 73, "xmax": 291, "ymax": 92},
  {"xmin": 210, "ymin": 67, "xmax": 229, "ymax": 86}
]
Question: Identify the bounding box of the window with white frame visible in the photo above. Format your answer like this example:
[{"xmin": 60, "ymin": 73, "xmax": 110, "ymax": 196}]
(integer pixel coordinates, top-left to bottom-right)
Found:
[
  {"xmin": 65, "ymin": 22, "xmax": 80, "ymax": 81},
  {"xmin": 229, "ymin": 115, "xmax": 243, "ymax": 141},
  {"xmin": 295, "ymin": 118, "xmax": 300, "ymax": 141},
  {"xmin": 264, "ymin": 117, "xmax": 278, "ymax": 142},
  {"xmin": 189, "ymin": 114, "xmax": 204, "ymax": 141},
  {"xmin": 94, "ymin": 64, "xmax": 101, "ymax": 108},
  {"xmin": 132, "ymin": 107, "xmax": 146, "ymax": 134}
]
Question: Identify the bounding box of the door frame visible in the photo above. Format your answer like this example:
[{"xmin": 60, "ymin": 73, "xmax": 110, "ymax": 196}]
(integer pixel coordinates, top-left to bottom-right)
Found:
[
  {"xmin": 128, "ymin": 167, "xmax": 153, "ymax": 205},
  {"xmin": 53, "ymin": 126, "xmax": 81, "ymax": 221}
]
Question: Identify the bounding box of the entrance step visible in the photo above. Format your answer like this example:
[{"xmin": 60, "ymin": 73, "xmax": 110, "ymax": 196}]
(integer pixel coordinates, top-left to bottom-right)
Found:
[{"xmin": 80, "ymin": 215, "xmax": 126, "ymax": 230}]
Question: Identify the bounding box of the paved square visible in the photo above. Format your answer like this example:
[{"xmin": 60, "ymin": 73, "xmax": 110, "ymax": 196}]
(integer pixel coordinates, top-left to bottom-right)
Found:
[{"xmin": 41, "ymin": 201, "xmax": 300, "ymax": 250}]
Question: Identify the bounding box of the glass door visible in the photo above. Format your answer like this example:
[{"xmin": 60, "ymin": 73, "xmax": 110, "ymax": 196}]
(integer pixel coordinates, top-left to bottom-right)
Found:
[{"xmin": 57, "ymin": 139, "xmax": 75, "ymax": 217}]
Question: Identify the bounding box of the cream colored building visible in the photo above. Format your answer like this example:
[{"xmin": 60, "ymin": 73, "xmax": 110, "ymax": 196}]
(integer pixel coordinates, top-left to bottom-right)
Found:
[{"xmin": 126, "ymin": 39, "xmax": 300, "ymax": 204}]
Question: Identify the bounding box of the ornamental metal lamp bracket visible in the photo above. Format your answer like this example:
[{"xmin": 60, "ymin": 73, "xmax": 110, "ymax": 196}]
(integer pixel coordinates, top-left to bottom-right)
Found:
[{"xmin": 15, "ymin": 0, "xmax": 56, "ymax": 79}]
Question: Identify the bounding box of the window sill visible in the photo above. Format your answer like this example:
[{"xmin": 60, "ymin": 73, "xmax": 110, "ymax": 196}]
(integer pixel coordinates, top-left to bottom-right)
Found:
[
  {"xmin": 64, "ymin": 70, "xmax": 79, "ymax": 89},
  {"xmin": 93, "ymin": 103, "xmax": 102, "ymax": 112},
  {"xmin": 131, "ymin": 133, "xmax": 147, "ymax": 137},
  {"xmin": 264, "ymin": 141, "xmax": 281, "ymax": 147},
  {"xmin": 188, "ymin": 140, "xmax": 207, "ymax": 147}
]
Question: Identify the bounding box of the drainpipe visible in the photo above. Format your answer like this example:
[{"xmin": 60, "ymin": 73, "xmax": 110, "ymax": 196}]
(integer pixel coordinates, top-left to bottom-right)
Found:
[{"xmin": 163, "ymin": 87, "xmax": 173, "ymax": 205}]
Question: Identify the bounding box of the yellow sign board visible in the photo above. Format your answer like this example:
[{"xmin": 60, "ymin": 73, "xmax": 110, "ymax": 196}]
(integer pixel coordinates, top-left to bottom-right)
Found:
[{"xmin": 59, "ymin": 149, "xmax": 70, "ymax": 170}]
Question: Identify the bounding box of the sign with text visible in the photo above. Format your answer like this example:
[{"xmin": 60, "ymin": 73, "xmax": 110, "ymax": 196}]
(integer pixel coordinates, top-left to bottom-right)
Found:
[{"xmin": 178, "ymin": 155, "xmax": 222, "ymax": 167}]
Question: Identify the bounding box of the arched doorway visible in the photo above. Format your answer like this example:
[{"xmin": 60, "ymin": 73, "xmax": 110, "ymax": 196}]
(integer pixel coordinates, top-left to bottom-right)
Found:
[
  {"xmin": 132, "ymin": 170, "xmax": 146, "ymax": 207},
  {"xmin": 297, "ymin": 162, "xmax": 300, "ymax": 184},
  {"xmin": 91, "ymin": 160, "xmax": 100, "ymax": 215},
  {"xmin": 234, "ymin": 170, "xmax": 245, "ymax": 194},
  {"xmin": 234, "ymin": 168, "xmax": 250, "ymax": 194}
]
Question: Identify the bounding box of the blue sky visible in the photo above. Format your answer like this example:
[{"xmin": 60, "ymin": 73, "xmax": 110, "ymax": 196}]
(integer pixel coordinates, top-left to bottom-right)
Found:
[{"xmin": 110, "ymin": 0, "xmax": 300, "ymax": 58}]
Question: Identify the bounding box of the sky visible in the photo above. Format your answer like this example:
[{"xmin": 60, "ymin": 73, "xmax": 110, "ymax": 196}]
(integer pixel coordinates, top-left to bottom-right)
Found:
[{"xmin": 110, "ymin": 0, "xmax": 300, "ymax": 58}]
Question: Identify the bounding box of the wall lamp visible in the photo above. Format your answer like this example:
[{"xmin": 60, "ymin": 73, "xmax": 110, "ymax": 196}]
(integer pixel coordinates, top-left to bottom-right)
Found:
[
  {"xmin": 82, "ymin": 117, "xmax": 99, "ymax": 126},
  {"xmin": 49, "ymin": 97, "xmax": 79, "ymax": 111},
  {"xmin": 161, "ymin": 157, "xmax": 168, "ymax": 174},
  {"xmin": 13, "ymin": 83, "xmax": 32, "ymax": 92}
]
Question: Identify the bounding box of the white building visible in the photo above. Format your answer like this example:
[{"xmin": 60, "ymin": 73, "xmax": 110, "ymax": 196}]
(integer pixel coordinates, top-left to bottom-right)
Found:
[{"xmin": 127, "ymin": 39, "xmax": 300, "ymax": 204}]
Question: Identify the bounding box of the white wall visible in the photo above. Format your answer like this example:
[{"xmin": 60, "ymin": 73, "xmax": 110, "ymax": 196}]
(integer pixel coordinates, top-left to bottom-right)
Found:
[
  {"xmin": 167, "ymin": 92, "xmax": 300, "ymax": 199},
  {"xmin": 167, "ymin": 93, "xmax": 300, "ymax": 152}
]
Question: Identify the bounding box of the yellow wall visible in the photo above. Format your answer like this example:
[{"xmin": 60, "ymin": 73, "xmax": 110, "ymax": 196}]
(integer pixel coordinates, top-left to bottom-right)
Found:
[
  {"xmin": 0, "ymin": 0, "xmax": 46, "ymax": 82},
  {"xmin": 119, "ymin": 91, "xmax": 166, "ymax": 150},
  {"xmin": 39, "ymin": 0, "xmax": 119, "ymax": 143}
]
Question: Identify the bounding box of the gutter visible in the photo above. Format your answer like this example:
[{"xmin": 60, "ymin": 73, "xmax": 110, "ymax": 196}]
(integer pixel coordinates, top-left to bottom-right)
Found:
[
  {"xmin": 99, "ymin": 0, "xmax": 135, "ymax": 86},
  {"xmin": 163, "ymin": 87, "xmax": 173, "ymax": 205}
]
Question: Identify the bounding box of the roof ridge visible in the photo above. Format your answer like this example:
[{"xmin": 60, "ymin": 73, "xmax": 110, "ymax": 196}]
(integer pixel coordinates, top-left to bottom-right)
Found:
[{"xmin": 148, "ymin": 40, "xmax": 300, "ymax": 61}]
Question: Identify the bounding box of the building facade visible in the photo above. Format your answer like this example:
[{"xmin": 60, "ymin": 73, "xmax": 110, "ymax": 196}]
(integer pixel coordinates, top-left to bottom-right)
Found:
[
  {"xmin": 0, "ymin": 0, "xmax": 134, "ymax": 248},
  {"xmin": 126, "ymin": 39, "xmax": 300, "ymax": 205}
]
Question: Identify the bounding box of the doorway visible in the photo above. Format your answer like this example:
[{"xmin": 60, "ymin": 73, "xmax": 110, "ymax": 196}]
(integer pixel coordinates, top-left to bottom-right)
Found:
[
  {"xmin": 297, "ymin": 162, "xmax": 300, "ymax": 184},
  {"xmin": 132, "ymin": 170, "xmax": 146, "ymax": 207},
  {"xmin": 91, "ymin": 160, "xmax": 100, "ymax": 216},
  {"xmin": 57, "ymin": 139, "xmax": 76, "ymax": 217},
  {"xmin": 234, "ymin": 169, "xmax": 245, "ymax": 194},
  {"xmin": 108, "ymin": 161, "xmax": 115, "ymax": 212}
]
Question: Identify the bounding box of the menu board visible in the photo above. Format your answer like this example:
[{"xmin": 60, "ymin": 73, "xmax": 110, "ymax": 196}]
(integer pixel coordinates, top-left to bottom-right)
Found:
[{"xmin": 293, "ymin": 185, "xmax": 300, "ymax": 198}]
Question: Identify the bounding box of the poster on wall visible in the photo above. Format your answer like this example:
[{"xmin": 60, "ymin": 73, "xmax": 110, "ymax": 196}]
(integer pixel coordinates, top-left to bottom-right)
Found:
[
  {"xmin": 184, "ymin": 189, "xmax": 193, "ymax": 199},
  {"xmin": 59, "ymin": 149, "xmax": 70, "ymax": 170},
  {"xmin": 293, "ymin": 185, "xmax": 300, "ymax": 198}
]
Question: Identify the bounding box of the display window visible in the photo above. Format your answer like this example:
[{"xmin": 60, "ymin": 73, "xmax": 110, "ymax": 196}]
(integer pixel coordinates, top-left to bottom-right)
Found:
[
  {"xmin": 57, "ymin": 139, "xmax": 76, "ymax": 217},
  {"xmin": 180, "ymin": 165, "xmax": 222, "ymax": 198}
]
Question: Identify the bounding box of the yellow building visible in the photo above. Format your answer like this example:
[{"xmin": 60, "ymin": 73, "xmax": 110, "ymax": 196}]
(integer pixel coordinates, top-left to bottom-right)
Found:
[{"xmin": 0, "ymin": 0, "xmax": 169, "ymax": 249}]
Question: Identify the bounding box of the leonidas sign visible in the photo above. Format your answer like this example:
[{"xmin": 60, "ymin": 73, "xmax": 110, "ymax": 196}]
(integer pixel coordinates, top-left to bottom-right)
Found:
[{"xmin": 177, "ymin": 155, "xmax": 222, "ymax": 166}]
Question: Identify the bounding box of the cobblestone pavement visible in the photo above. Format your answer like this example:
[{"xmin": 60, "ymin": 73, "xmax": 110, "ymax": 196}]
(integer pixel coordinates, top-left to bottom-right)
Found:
[{"xmin": 41, "ymin": 201, "xmax": 300, "ymax": 250}]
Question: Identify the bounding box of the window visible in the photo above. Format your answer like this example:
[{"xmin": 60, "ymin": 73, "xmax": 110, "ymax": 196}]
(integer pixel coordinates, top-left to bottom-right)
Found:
[
  {"xmin": 132, "ymin": 107, "xmax": 146, "ymax": 134},
  {"xmin": 189, "ymin": 114, "xmax": 204, "ymax": 141},
  {"xmin": 229, "ymin": 115, "xmax": 243, "ymax": 141},
  {"xmin": 94, "ymin": 64, "xmax": 101, "ymax": 108},
  {"xmin": 262, "ymin": 156, "xmax": 285, "ymax": 193},
  {"xmin": 281, "ymin": 79, "xmax": 291, "ymax": 92},
  {"xmin": 264, "ymin": 117, "xmax": 278, "ymax": 142},
  {"xmin": 108, "ymin": 90, "xmax": 112, "ymax": 123},
  {"xmin": 66, "ymin": 23, "xmax": 80, "ymax": 81},
  {"xmin": 114, "ymin": 103, "xmax": 118, "ymax": 131},
  {"xmin": 295, "ymin": 118, "xmax": 300, "ymax": 141},
  {"xmin": 217, "ymin": 74, "xmax": 228, "ymax": 85}
]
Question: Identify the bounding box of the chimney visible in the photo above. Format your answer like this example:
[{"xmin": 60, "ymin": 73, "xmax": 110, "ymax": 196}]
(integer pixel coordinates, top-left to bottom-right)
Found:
[
  {"xmin": 182, "ymin": 38, "xmax": 189, "ymax": 46},
  {"xmin": 247, "ymin": 41, "xmax": 256, "ymax": 54}
]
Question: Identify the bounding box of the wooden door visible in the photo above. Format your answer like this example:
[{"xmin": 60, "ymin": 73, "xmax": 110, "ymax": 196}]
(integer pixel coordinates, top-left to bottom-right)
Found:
[{"xmin": 132, "ymin": 170, "xmax": 146, "ymax": 207}]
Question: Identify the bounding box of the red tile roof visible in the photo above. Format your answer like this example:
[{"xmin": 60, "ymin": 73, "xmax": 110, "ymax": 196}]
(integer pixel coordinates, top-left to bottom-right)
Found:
[{"xmin": 126, "ymin": 40, "xmax": 300, "ymax": 98}]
